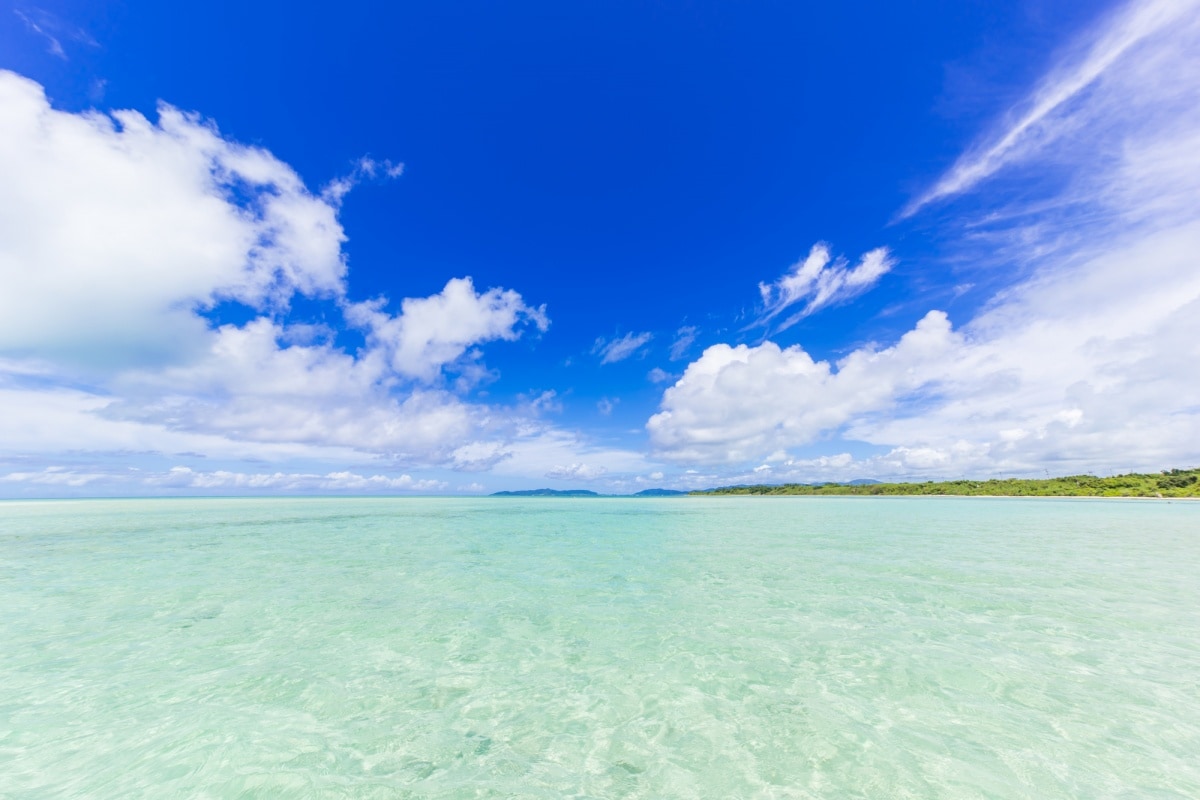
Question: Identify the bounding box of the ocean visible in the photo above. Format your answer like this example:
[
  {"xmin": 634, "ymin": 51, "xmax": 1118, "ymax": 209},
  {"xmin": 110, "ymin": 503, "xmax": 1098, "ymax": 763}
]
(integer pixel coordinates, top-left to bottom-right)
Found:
[{"xmin": 2, "ymin": 496, "xmax": 1198, "ymax": 798}]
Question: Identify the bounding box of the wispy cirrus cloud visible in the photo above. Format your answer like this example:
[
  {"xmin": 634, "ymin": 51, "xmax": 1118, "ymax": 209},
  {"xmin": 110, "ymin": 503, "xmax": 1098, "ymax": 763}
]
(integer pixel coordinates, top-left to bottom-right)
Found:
[
  {"xmin": 668, "ymin": 326, "xmax": 698, "ymax": 360},
  {"xmin": 14, "ymin": 7, "xmax": 98, "ymax": 60},
  {"xmin": 755, "ymin": 243, "xmax": 894, "ymax": 332},
  {"xmin": 15, "ymin": 8, "xmax": 64, "ymax": 59},
  {"xmin": 902, "ymin": 0, "xmax": 1197, "ymax": 218},
  {"xmin": 593, "ymin": 331, "xmax": 653, "ymax": 364}
]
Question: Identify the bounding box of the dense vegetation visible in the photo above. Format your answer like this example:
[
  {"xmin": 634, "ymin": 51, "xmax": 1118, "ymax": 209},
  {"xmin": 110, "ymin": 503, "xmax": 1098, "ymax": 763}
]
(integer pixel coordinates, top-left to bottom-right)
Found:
[{"xmin": 694, "ymin": 469, "xmax": 1200, "ymax": 498}]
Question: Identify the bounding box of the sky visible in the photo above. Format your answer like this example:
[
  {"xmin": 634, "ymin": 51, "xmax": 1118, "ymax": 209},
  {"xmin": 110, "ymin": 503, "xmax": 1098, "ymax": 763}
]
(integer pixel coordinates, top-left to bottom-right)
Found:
[{"xmin": 2, "ymin": 0, "xmax": 1199, "ymax": 496}]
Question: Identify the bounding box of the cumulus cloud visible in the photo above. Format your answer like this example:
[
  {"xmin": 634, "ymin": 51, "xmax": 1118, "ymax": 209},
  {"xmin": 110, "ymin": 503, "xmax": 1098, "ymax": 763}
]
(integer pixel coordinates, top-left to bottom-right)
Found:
[
  {"xmin": 88, "ymin": 317, "xmax": 493, "ymax": 464},
  {"xmin": 0, "ymin": 71, "xmax": 558, "ymax": 479},
  {"xmin": 593, "ymin": 331, "xmax": 653, "ymax": 364},
  {"xmin": 345, "ymin": 277, "xmax": 548, "ymax": 382},
  {"xmin": 757, "ymin": 243, "xmax": 894, "ymax": 331},
  {"xmin": 0, "ymin": 70, "xmax": 347, "ymax": 368},
  {"xmin": 648, "ymin": 312, "xmax": 958, "ymax": 464}
]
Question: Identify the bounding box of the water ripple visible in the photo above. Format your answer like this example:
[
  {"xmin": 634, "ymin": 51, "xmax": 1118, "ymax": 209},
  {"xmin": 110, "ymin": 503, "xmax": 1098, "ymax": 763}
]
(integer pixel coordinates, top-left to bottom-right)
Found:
[{"xmin": 1, "ymin": 497, "xmax": 1198, "ymax": 798}]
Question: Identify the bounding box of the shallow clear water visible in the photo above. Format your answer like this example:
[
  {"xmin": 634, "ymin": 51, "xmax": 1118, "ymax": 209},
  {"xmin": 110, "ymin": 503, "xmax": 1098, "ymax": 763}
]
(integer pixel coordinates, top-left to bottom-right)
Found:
[{"xmin": 2, "ymin": 497, "xmax": 1198, "ymax": 798}]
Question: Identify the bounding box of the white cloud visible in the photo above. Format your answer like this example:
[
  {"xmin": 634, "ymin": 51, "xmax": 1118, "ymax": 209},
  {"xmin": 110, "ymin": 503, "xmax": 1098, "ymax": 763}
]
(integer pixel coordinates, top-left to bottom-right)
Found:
[
  {"xmin": 449, "ymin": 440, "xmax": 513, "ymax": 472},
  {"xmin": 0, "ymin": 70, "xmax": 347, "ymax": 369},
  {"xmin": 757, "ymin": 243, "xmax": 894, "ymax": 331},
  {"xmin": 0, "ymin": 462, "xmax": 457, "ymax": 496},
  {"xmin": 346, "ymin": 277, "xmax": 548, "ymax": 382},
  {"xmin": 647, "ymin": 367, "xmax": 674, "ymax": 383},
  {"xmin": 593, "ymin": 331, "xmax": 653, "ymax": 364},
  {"xmin": 903, "ymin": 0, "xmax": 1197, "ymax": 216},
  {"xmin": 597, "ymin": 397, "xmax": 618, "ymax": 416},
  {"xmin": 526, "ymin": 390, "xmax": 562, "ymax": 414},
  {"xmin": 648, "ymin": 311, "xmax": 958, "ymax": 464},
  {"xmin": 487, "ymin": 429, "xmax": 656, "ymax": 482},
  {"xmin": 98, "ymin": 318, "xmax": 486, "ymax": 461},
  {"xmin": 669, "ymin": 326, "xmax": 698, "ymax": 361},
  {"xmin": 321, "ymin": 156, "xmax": 405, "ymax": 204},
  {"xmin": 0, "ymin": 71, "xmax": 561, "ymax": 479},
  {"xmin": 1, "ymin": 467, "xmax": 106, "ymax": 486},
  {"xmin": 0, "ymin": 384, "xmax": 366, "ymax": 462},
  {"xmin": 14, "ymin": 9, "xmax": 67, "ymax": 59},
  {"xmin": 650, "ymin": 0, "xmax": 1200, "ymax": 480},
  {"xmin": 847, "ymin": 229, "xmax": 1200, "ymax": 476},
  {"xmin": 545, "ymin": 463, "xmax": 607, "ymax": 481},
  {"xmin": 654, "ymin": 221, "xmax": 1200, "ymax": 475},
  {"xmin": 148, "ymin": 466, "xmax": 445, "ymax": 492}
]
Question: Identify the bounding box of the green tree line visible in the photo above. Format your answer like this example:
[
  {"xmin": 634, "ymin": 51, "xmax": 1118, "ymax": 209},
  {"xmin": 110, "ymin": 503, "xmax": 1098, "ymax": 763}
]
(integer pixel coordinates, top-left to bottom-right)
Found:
[{"xmin": 693, "ymin": 469, "xmax": 1200, "ymax": 498}]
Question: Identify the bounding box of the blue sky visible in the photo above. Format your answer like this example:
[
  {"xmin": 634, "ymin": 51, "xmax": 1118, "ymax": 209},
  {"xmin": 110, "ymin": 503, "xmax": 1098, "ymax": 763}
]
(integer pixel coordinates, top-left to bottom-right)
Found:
[{"xmin": 2, "ymin": 0, "xmax": 1199, "ymax": 495}]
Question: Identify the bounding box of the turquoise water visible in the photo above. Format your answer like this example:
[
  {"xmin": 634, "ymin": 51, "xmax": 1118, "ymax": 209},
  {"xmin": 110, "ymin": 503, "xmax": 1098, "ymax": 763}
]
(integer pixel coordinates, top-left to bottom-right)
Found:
[{"xmin": 2, "ymin": 497, "xmax": 1199, "ymax": 798}]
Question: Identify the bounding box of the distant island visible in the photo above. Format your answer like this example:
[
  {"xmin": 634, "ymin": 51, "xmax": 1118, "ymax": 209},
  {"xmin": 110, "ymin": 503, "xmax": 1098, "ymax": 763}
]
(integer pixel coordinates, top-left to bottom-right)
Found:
[
  {"xmin": 491, "ymin": 489, "xmax": 601, "ymax": 497},
  {"xmin": 490, "ymin": 488, "xmax": 688, "ymax": 497},
  {"xmin": 692, "ymin": 469, "xmax": 1200, "ymax": 498}
]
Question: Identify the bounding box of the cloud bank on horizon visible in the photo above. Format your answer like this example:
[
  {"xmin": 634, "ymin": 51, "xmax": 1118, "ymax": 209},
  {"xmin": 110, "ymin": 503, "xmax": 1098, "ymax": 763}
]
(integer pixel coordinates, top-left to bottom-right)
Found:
[{"xmin": 1, "ymin": 0, "xmax": 1198, "ymax": 495}]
